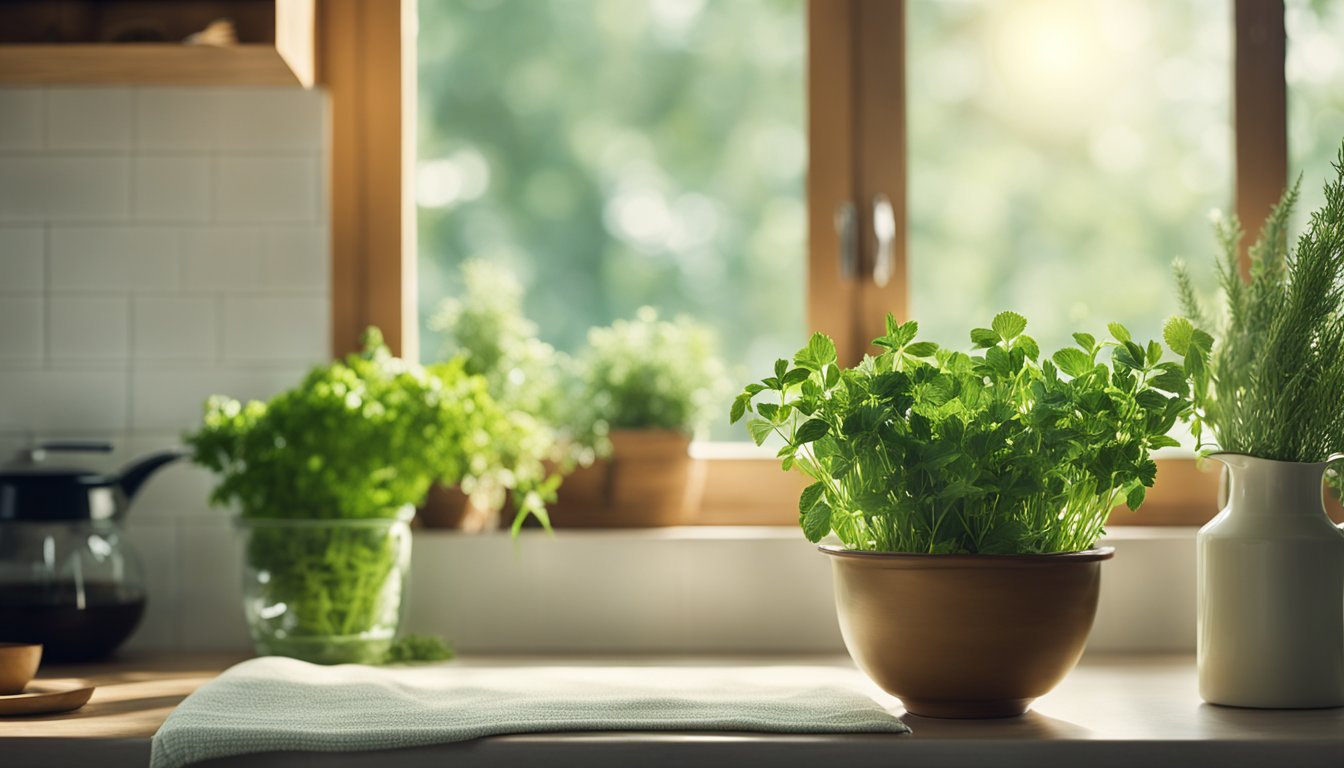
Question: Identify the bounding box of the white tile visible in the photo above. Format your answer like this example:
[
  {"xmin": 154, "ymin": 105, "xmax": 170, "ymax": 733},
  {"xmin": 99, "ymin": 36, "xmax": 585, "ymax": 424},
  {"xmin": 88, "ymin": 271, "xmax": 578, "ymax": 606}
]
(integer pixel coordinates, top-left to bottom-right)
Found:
[
  {"xmin": 135, "ymin": 88, "xmax": 221, "ymax": 150},
  {"xmin": 49, "ymin": 295, "xmax": 129, "ymax": 361},
  {"xmin": 177, "ymin": 520, "xmax": 251, "ymax": 651},
  {"xmin": 122, "ymin": 433, "xmax": 212, "ymax": 521},
  {"xmin": 182, "ymin": 228, "xmax": 261, "ymax": 290},
  {"xmin": 46, "ymin": 88, "xmax": 134, "ymax": 150},
  {"xmin": 259, "ymin": 227, "xmax": 329, "ymax": 292},
  {"xmin": 0, "ymin": 297, "xmax": 42, "ymax": 361},
  {"xmin": 49, "ymin": 226, "xmax": 178, "ymax": 291},
  {"xmin": 0, "ymin": 89, "xmax": 44, "ymax": 150},
  {"xmin": 0, "ymin": 370, "xmax": 127, "ymax": 430},
  {"xmin": 0, "ymin": 157, "xmax": 129, "ymax": 221},
  {"xmin": 133, "ymin": 296, "xmax": 215, "ymax": 360},
  {"xmin": 131, "ymin": 367, "xmax": 308, "ymax": 431},
  {"xmin": 221, "ymin": 296, "xmax": 327, "ymax": 362},
  {"xmin": 121, "ymin": 522, "xmax": 179, "ymax": 653},
  {"xmin": 133, "ymin": 156, "xmax": 210, "ymax": 221},
  {"xmin": 0, "ymin": 227, "xmax": 45, "ymax": 292},
  {"xmin": 215, "ymin": 88, "xmax": 326, "ymax": 151},
  {"xmin": 214, "ymin": 157, "xmax": 318, "ymax": 222}
]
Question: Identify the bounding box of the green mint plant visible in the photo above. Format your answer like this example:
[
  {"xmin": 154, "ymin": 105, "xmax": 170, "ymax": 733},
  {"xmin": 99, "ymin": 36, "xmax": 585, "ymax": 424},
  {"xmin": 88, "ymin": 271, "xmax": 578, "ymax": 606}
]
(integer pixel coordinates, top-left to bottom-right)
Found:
[
  {"xmin": 1166, "ymin": 146, "xmax": 1344, "ymax": 464},
  {"xmin": 732, "ymin": 313, "xmax": 1192, "ymax": 554},
  {"xmin": 581, "ymin": 306, "xmax": 728, "ymax": 435}
]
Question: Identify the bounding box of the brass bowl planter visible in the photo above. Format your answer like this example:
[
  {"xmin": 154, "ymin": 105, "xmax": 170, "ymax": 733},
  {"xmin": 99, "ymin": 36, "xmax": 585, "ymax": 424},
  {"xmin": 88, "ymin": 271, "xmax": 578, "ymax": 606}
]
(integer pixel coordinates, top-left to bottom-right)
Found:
[{"xmin": 820, "ymin": 545, "xmax": 1115, "ymax": 718}]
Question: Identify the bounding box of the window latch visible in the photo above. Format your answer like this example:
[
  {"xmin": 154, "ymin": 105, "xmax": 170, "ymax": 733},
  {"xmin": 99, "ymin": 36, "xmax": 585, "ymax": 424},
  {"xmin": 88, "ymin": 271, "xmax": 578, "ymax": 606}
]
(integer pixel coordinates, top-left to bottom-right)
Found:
[
  {"xmin": 834, "ymin": 201, "xmax": 858, "ymax": 281},
  {"xmin": 873, "ymin": 195, "xmax": 895, "ymax": 288}
]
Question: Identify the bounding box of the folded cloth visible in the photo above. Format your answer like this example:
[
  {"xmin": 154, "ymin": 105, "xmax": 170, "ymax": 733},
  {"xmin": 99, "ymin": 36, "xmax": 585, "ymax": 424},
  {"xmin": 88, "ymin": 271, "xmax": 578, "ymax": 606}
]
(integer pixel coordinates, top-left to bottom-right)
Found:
[{"xmin": 150, "ymin": 657, "xmax": 909, "ymax": 768}]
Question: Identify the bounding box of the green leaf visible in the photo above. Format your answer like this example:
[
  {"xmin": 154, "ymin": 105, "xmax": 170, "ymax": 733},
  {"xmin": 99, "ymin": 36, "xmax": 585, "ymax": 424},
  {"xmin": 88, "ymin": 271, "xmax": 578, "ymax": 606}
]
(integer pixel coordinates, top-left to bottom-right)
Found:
[
  {"xmin": 1052, "ymin": 347, "xmax": 1092, "ymax": 378},
  {"xmin": 747, "ymin": 418, "xmax": 774, "ymax": 446},
  {"xmin": 795, "ymin": 418, "xmax": 831, "ymax": 444},
  {"xmin": 992, "ymin": 310, "xmax": 1027, "ymax": 340},
  {"xmin": 1162, "ymin": 316, "xmax": 1194, "ymax": 355},
  {"xmin": 1108, "ymin": 322, "xmax": 1132, "ymax": 343},
  {"xmin": 801, "ymin": 499, "xmax": 832, "ymax": 542},
  {"xmin": 1126, "ymin": 485, "xmax": 1146, "ymax": 510},
  {"xmin": 781, "ymin": 368, "xmax": 811, "ymax": 387},
  {"xmin": 729, "ymin": 395, "xmax": 748, "ymax": 424},
  {"xmin": 1148, "ymin": 435, "xmax": 1181, "ymax": 449},
  {"xmin": 1072, "ymin": 332, "xmax": 1096, "ymax": 351},
  {"xmin": 1146, "ymin": 340, "xmax": 1163, "ymax": 367},
  {"xmin": 796, "ymin": 332, "xmax": 838, "ymax": 371},
  {"xmin": 892, "ymin": 320, "xmax": 919, "ymax": 347},
  {"xmin": 1016, "ymin": 335, "xmax": 1040, "ymax": 361},
  {"xmin": 969, "ymin": 328, "xmax": 999, "ymax": 348},
  {"xmin": 799, "ymin": 481, "xmax": 824, "ymax": 515},
  {"xmin": 774, "ymin": 358, "xmax": 789, "ymax": 378},
  {"xmin": 904, "ymin": 341, "xmax": 938, "ymax": 358},
  {"xmin": 1190, "ymin": 329, "xmax": 1214, "ymax": 354},
  {"xmin": 757, "ymin": 403, "xmax": 782, "ymax": 422}
]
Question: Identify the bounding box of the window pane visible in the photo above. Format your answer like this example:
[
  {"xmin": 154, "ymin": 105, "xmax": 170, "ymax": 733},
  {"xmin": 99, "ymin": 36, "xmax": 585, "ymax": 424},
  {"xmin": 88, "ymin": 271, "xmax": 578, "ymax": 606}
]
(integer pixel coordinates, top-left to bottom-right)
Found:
[
  {"xmin": 416, "ymin": 0, "xmax": 806, "ymax": 440},
  {"xmin": 907, "ymin": 0, "xmax": 1229, "ymax": 353},
  {"xmin": 1288, "ymin": 0, "xmax": 1344, "ymax": 231}
]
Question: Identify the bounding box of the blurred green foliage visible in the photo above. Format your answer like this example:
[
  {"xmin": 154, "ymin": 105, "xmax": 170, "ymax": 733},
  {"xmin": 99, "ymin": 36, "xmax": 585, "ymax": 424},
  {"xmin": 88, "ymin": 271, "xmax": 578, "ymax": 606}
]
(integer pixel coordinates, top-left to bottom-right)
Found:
[{"xmin": 416, "ymin": 0, "xmax": 805, "ymax": 440}]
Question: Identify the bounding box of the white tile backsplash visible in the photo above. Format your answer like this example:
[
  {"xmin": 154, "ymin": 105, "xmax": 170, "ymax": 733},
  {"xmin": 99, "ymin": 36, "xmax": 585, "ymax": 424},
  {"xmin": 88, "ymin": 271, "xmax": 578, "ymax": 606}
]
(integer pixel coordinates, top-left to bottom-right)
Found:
[
  {"xmin": 49, "ymin": 295, "xmax": 130, "ymax": 361},
  {"xmin": 0, "ymin": 85, "xmax": 329, "ymax": 653},
  {"xmin": 0, "ymin": 369, "xmax": 128, "ymax": 431},
  {"xmin": 135, "ymin": 88, "xmax": 221, "ymax": 151},
  {"xmin": 133, "ymin": 156, "xmax": 211, "ymax": 222},
  {"xmin": 50, "ymin": 226, "xmax": 180, "ymax": 291},
  {"xmin": 215, "ymin": 156, "xmax": 319, "ymax": 222},
  {"xmin": 222, "ymin": 296, "xmax": 327, "ymax": 362},
  {"xmin": 215, "ymin": 88, "xmax": 327, "ymax": 151},
  {"xmin": 133, "ymin": 296, "xmax": 216, "ymax": 360},
  {"xmin": 0, "ymin": 89, "xmax": 44, "ymax": 150},
  {"xmin": 0, "ymin": 227, "xmax": 45, "ymax": 292},
  {"xmin": 0, "ymin": 297, "xmax": 43, "ymax": 360},
  {"xmin": 46, "ymin": 88, "xmax": 134, "ymax": 151},
  {"xmin": 0, "ymin": 156, "xmax": 130, "ymax": 221}
]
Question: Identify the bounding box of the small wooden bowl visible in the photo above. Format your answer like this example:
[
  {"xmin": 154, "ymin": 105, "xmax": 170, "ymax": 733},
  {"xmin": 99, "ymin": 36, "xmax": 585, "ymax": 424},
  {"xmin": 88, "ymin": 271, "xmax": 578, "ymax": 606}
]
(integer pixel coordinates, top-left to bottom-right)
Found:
[{"xmin": 0, "ymin": 643, "xmax": 42, "ymax": 695}]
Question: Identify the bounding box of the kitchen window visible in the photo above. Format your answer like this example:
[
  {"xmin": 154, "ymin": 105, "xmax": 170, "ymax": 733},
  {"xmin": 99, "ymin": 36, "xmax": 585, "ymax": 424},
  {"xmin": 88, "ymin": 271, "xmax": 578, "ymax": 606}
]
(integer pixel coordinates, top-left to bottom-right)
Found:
[{"xmin": 325, "ymin": 0, "xmax": 1303, "ymax": 526}]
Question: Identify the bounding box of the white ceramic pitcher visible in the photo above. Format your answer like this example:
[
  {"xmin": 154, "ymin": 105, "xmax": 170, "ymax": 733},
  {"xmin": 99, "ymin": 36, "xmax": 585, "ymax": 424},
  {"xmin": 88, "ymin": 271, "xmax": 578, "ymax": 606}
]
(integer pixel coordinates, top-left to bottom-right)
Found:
[{"xmin": 1198, "ymin": 453, "xmax": 1344, "ymax": 708}]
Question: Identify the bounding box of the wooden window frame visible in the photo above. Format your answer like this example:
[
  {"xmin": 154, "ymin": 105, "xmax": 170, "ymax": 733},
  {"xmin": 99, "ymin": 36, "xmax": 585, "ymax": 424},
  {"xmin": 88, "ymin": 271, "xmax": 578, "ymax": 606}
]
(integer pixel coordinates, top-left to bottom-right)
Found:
[{"xmin": 322, "ymin": 0, "xmax": 1296, "ymax": 528}]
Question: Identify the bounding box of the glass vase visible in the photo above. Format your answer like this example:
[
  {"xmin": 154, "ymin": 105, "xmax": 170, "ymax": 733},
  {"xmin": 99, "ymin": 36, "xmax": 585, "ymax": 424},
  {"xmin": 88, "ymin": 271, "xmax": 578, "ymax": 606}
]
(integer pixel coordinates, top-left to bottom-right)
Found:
[{"xmin": 235, "ymin": 508, "xmax": 413, "ymax": 665}]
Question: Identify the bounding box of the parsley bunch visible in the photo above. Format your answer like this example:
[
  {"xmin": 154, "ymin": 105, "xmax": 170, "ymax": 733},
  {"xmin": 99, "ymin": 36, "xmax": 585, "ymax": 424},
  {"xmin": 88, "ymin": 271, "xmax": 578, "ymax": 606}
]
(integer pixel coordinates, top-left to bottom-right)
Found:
[{"xmin": 732, "ymin": 313, "xmax": 1192, "ymax": 554}]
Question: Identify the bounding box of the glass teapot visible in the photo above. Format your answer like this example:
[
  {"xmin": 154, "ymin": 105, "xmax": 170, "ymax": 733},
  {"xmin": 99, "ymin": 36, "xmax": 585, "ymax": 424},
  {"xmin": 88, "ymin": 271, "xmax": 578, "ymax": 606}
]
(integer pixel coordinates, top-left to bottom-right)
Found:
[{"xmin": 0, "ymin": 441, "xmax": 184, "ymax": 661}]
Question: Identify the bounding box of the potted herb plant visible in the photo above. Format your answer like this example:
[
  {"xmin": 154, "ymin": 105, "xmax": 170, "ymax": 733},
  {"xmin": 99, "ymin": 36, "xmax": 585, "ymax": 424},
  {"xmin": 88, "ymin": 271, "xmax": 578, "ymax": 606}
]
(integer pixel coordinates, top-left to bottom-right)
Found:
[
  {"xmin": 188, "ymin": 329, "xmax": 544, "ymax": 664},
  {"xmin": 733, "ymin": 312, "xmax": 1191, "ymax": 717},
  {"xmin": 423, "ymin": 259, "xmax": 599, "ymax": 530},
  {"xmin": 551, "ymin": 307, "xmax": 727, "ymax": 527},
  {"xmin": 1166, "ymin": 150, "xmax": 1344, "ymax": 709}
]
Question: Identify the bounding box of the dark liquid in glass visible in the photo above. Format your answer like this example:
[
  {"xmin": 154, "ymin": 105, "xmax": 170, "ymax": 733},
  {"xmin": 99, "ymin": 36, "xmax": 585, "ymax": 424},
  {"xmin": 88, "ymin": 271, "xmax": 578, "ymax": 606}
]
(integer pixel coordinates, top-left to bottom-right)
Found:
[{"xmin": 0, "ymin": 583, "xmax": 145, "ymax": 662}]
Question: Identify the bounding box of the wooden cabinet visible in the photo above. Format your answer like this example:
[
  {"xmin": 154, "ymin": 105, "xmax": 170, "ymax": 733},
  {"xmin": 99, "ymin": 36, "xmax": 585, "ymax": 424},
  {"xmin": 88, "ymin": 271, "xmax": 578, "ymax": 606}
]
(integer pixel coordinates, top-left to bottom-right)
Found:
[{"xmin": 0, "ymin": 0, "xmax": 314, "ymax": 86}]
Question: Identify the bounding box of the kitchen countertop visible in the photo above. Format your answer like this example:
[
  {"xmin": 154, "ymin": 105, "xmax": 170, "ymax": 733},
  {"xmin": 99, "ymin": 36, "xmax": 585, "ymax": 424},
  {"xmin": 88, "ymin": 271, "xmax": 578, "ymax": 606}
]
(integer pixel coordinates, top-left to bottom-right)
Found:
[{"xmin": 3, "ymin": 653, "xmax": 1342, "ymax": 768}]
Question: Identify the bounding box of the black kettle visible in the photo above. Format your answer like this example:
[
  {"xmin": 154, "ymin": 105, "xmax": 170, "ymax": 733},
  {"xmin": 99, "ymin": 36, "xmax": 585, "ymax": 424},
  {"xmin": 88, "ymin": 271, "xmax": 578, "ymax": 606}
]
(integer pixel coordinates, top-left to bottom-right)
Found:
[{"xmin": 0, "ymin": 441, "xmax": 187, "ymax": 661}]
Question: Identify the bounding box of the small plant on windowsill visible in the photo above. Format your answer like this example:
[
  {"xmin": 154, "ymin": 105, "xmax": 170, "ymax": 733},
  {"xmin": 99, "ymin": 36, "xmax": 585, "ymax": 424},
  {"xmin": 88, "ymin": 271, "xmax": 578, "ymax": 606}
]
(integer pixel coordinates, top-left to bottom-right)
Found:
[
  {"xmin": 1162, "ymin": 144, "xmax": 1344, "ymax": 709},
  {"xmin": 732, "ymin": 312, "xmax": 1193, "ymax": 718},
  {"xmin": 187, "ymin": 329, "xmax": 548, "ymax": 665},
  {"xmin": 424, "ymin": 259, "xmax": 603, "ymax": 530},
  {"xmin": 550, "ymin": 307, "xmax": 728, "ymax": 527}
]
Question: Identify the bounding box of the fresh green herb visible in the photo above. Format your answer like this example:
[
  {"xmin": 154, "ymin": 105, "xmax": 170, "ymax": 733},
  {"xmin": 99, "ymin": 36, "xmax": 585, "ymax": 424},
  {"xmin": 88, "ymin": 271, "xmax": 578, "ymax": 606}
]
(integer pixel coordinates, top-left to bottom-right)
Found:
[
  {"xmin": 733, "ymin": 313, "xmax": 1191, "ymax": 554},
  {"xmin": 582, "ymin": 307, "xmax": 728, "ymax": 435},
  {"xmin": 385, "ymin": 633, "xmax": 455, "ymax": 664},
  {"xmin": 188, "ymin": 330, "xmax": 551, "ymax": 661},
  {"xmin": 1167, "ymin": 146, "xmax": 1344, "ymax": 463},
  {"xmin": 431, "ymin": 259, "xmax": 607, "ymax": 470}
]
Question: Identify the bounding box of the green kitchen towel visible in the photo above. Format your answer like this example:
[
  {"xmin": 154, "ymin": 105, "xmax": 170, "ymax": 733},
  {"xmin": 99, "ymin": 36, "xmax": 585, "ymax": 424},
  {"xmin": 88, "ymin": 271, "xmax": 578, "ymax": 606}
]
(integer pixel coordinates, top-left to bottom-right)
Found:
[{"xmin": 150, "ymin": 657, "xmax": 909, "ymax": 768}]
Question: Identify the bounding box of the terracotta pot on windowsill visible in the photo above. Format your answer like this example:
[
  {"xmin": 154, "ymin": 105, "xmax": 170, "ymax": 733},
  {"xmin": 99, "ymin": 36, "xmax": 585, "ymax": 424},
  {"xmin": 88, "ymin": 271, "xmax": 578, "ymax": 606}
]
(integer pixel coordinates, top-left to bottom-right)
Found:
[
  {"xmin": 819, "ymin": 545, "xmax": 1115, "ymax": 718},
  {"xmin": 548, "ymin": 430, "xmax": 706, "ymax": 527},
  {"xmin": 415, "ymin": 485, "xmax": 500, "ymax": 532}
]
